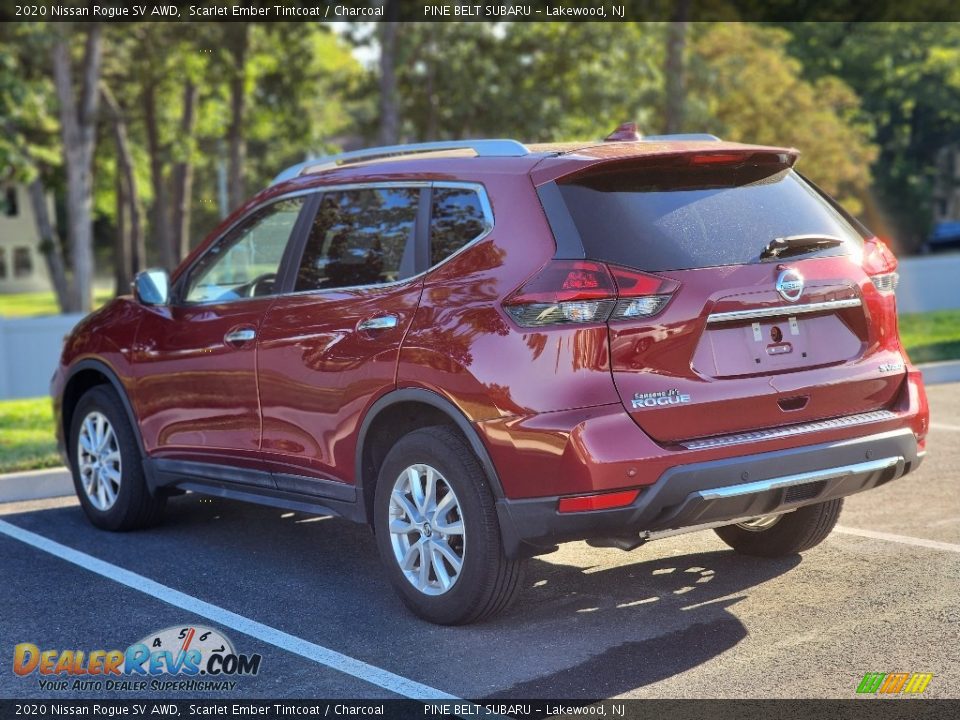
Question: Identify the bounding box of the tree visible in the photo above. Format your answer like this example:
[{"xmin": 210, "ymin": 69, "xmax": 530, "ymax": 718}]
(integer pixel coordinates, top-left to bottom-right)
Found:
[
  {"xmin": 686, "ymin": 23, "xmax": 877, "ymax": 214},
  {"xmin": 100, "ymin": 81, "xmax": 143, "ymax": 292},
  {"xmin": 663, "ymin": 6, "xmax": 690, "ymax": 133},
  {"xmin": 378, "ymin": 0, "xmax": 400, "ymax": 144},
  {"xmin": 780, "ymin": 22, "xmax": 960, "ymax": 248},
  {"xmin": 0, "ymin": 29, "xmax": 71, "ymax": 312},
  {"xmin": 52, "ymin": 23, "xmax": 103, "ymax": 313}
]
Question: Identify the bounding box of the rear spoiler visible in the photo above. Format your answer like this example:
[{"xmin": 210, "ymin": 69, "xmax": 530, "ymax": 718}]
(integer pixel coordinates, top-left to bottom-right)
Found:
[{"xmin": 532, "ymin": 144, "xmax": 800, "ymax": 186}]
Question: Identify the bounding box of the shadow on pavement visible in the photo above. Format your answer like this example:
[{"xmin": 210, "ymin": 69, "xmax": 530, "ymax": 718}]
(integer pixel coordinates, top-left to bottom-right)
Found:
[{"xmin": 2, "ymin": 495, "xmax": 802, "ymax": 699}]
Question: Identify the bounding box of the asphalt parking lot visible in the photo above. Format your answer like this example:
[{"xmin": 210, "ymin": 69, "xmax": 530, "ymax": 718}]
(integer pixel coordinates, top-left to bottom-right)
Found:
[{"xmin": 1, "ymin": 383, "xmax": 958, "ymax": 701}]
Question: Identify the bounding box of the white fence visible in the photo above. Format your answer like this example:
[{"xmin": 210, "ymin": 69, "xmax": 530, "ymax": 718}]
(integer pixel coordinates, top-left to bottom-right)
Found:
[
  {"xmin": 895, "ymin": 254, "xmax": 960, "ymax": 314},
  {"xmin": 0, "ymin": 313, "xmax": 84, "ymax": 400},
  {"xmin": 0, "ymin": 255, "xmax": 958, "ymax": 400}
]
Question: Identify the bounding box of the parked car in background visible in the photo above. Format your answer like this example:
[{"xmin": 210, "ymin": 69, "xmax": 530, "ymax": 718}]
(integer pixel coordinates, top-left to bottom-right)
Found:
[{"xmin": 52, "ymin": 125, "xmax": 929, "ymax": 624}]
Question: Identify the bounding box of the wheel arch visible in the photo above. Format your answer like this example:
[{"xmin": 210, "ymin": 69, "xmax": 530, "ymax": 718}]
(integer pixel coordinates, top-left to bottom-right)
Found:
[
  {"xmin": 61, "ymin": 359, "xmax": 146, "ymax": 463},
  {"xmin": 355, "ymin": 388, "xmax": 506, "ymax": 525}
]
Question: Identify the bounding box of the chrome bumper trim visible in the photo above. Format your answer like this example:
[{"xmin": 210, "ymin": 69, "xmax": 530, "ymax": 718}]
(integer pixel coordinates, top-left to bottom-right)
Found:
[
  {"xmin": 706, "ymin": 297, "xmax": 862, "ymax": 324},
  {"xmin": 697, "ymin": 456, "xmax": 902, "ymax": 501},
  {"xmin": 680, "ymin": 410, "xmax": 898, "ymax": 450}
]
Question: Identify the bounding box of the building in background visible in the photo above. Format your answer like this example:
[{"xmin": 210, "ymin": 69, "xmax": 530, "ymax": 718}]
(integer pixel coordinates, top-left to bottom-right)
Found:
[{"xmin": 0, "ymin": 184, "xmax": 53, "ymax": 294}]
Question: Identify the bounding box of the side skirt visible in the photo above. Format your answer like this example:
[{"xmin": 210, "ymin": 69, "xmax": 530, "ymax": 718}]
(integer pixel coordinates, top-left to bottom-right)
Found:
[{"xmin": 144, "ymin": 458, "xmax": 366, "ymax": 524}]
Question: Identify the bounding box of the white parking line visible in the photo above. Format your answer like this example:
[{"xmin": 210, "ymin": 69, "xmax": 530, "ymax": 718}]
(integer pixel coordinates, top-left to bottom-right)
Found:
[
  {"xmin": 0, "ymin": 519, "xmax": 457, "ymax": 701},
  {"xmin": 834, "ymin": 525, "xmax": 960, "ymax": 554},
  {"xmin": 930, "ymin": 422, "xmax": 960, "ymax": 432}
]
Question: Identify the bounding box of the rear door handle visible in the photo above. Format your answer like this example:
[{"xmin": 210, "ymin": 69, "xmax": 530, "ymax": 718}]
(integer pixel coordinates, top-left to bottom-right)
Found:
[
  {"xmin": 357, "ymin": 315, "xmax": 399, "ymax": 332},
  {"xmin": 224, "ymin": 328, "xmax": 256, "ymax": 346}
]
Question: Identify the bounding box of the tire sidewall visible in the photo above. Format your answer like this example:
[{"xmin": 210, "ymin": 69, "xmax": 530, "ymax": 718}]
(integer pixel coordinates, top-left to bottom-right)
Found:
[
  {"xmin": 69, "ymin": 386, "xmax": 143, "ymax": 530},
  {"xmin": 373, "ymin": 429, "xmax": 498, "ymax": 624}
]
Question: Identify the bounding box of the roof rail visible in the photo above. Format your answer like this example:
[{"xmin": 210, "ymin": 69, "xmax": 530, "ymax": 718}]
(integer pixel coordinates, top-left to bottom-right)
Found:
[
  {"xmin": 641, "ymin": 133, "xmax": 722, "ymax": 142},
  {"xmin": 271, "ymin": 139, "xmax": 530, "ymax": 185}
]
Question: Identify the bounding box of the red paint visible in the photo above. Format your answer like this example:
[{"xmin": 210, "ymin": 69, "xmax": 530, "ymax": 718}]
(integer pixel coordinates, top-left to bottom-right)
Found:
[{"xmin": 51, "ymin": 139, "xmax": 928, "ymax": 510}]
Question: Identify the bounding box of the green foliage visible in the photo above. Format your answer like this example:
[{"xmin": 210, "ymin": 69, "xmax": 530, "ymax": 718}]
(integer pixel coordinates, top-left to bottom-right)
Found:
[
  {"xmin": 780, "ymin": 22, "xmax": 960, "ymax": 248},
  {"xmin": 0, "ymin": 290, "xmax": 113, "ymax": 318},
  {"xmin": 899, "ymin": 309, "xmax": 960, "ymax": 363},
  {"xmin": 0, "ymin": 397, "xmax": 61, "ymax": 474},
  {"xmin": 687, "ymin": 23, "xmax": 877, "ymax": 213},
  {"xmin": 0, "ymin": 23, "xmax": 61, "ymax": 182},
  {"xmin": 380, "ymin": 22, "xmax": 662, "ymax": 142}
]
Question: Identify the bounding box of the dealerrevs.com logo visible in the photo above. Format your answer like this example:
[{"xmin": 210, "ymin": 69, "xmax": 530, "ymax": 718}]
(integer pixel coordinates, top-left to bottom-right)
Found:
[{"xmin": 13, "ymin": 625, "xmax": 262, "ymax": 692}]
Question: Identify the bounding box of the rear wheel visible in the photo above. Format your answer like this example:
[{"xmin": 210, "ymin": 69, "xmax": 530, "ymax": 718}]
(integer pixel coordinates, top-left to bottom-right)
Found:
[
  {"xmin": 714, "ymin": 499, "xmax": 843, "ymax": 557},
  {"xmin": 373, "ymin": 426, "xmax": 525, "ymax": 625},
  {"xmin": 70, "ymin": 386, "xmax": 165, "ymax": 531}
]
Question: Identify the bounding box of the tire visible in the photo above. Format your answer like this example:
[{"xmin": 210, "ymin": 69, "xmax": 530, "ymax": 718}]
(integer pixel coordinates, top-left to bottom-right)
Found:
[
  {"xmin": 714, "ymin": 499, "xmax": 843, "ymax": 557},
  {"xmin": 373, "ymin": 425, "xmax": 525, "ymax": 625},
  {"xmin": 69, "ymin": 385, "xmax": 165, "ymax": 531}
]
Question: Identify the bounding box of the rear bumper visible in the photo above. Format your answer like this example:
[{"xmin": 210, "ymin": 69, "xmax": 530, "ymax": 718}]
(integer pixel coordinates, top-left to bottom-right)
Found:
[{"xmin": 497, "ymin": 427, "xmax": 921, "ymax": 558}]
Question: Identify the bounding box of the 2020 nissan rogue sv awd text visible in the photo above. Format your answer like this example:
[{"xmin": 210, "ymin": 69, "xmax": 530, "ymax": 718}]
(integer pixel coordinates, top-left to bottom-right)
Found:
[{"xmin": 52, "ymin": 125, "xmax": 929, "ymax": 625}]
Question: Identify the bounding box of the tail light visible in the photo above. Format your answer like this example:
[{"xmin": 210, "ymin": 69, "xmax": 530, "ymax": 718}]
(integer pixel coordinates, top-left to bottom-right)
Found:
[
  {"xmin": 863, "ymin": 237, "xmax": 899, "ymax": 295},
  {"xmin": 503, "ymin": 260, "xmax": 678, "ymax": 328},
  {"xmin": 862, "ymin": 236, "xmax": 901, "ymax": 351}
]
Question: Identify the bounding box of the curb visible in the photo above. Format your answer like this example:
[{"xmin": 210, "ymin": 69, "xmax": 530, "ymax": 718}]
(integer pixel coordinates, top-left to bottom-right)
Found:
[
  {"xmin": 0, "ymin": 467, "xmax": 72, "ymax": 504},
  {"xmin": 918, "ymin": 360, "xmax": 960, "ymax": 385}
]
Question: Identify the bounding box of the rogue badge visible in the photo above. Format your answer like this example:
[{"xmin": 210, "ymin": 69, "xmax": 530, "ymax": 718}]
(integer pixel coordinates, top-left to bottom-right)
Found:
[{"xmin": 632, "ymin": 389, "xmax": 692, "ymax": 410}]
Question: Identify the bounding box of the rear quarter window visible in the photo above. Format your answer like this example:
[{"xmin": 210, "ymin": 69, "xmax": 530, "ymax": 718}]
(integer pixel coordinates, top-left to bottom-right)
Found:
[
  {"xmin": 557, "ymin": 166, "xmax": 864, "ymax": 271},
  {"xmin": 430, "ymin": 187, "xmax": 489, "ymax": 266}
]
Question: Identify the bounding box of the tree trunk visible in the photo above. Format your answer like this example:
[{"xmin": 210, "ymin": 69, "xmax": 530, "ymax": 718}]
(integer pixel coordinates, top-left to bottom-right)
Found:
[
  {"xmin": 101, "ymin": 81, "xmax": 142, "ymax": 290},
  {"xmin": 226, "ymin": 25, "xmax": 249, "ymax": 209},
  {"xmin": 171, "ymin": 79, "xmax": 198, "ymax": 262},
  {"xmin": 378, "ymin": 1, "xmax": 400, "ymax": 145},
  {"xmin": 664, "ymin": 7, "xmax": 690, "ymax": 134},
  {"xmin": 144, "ymin": 79, "xmax": 175, "ymax": 270},
  {"xmin": 27, "ymin": 178, "xmax": 71, "ymax": 312},
  {"xmin": 114, "ymin": 162, "xmax": 131, "ymax": 295},
  {"xmin": 52, "ymin": 25, "xmax": 102, "ymax": 314}
]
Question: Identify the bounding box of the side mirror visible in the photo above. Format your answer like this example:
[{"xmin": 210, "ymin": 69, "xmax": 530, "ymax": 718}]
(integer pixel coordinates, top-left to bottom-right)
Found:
[{"xmin": 133, "ymin": 269, "xmax": 170, "ymax": 306}]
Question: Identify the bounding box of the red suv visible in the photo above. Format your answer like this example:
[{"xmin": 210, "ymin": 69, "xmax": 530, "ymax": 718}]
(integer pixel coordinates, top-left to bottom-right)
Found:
[{"xmin": 52, "ymin": 128, "xmax": 929, "ymax": 624}]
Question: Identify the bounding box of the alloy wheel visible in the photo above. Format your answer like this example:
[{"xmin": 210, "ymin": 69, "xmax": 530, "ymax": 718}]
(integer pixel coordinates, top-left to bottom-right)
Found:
[
  {"xmin": 77, "ymin": 411, "xmax": 122, "ymax": 511},
  {"xmin": 388, "ymin": 464, "xmax": 466, "ymax": 596},
  {"xmin": 736, "ymin": 514, "xmax": 782, "ymax": 532}
]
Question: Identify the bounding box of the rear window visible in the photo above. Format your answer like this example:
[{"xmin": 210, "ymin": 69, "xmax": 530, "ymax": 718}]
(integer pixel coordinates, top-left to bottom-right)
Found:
[{"xmin": 557, "ymin": 166, "xmax": 864, "ymax": 271}]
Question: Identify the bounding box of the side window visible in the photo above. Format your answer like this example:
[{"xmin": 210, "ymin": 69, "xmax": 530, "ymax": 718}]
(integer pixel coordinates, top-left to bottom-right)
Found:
[
  {"xmin": 0, "ymin": 248, "xmax": 7, "ymax": 278},
  {"xmin": 295, "ymin": 187, "xmax": 419, "ymax": 292},
  {"xmin": 430, "ymin": 187, "xmax": 488, "ymax": 266},
  {"xmin": 184, "ymin": 197, "xmax": 305, "ymax": 304}
]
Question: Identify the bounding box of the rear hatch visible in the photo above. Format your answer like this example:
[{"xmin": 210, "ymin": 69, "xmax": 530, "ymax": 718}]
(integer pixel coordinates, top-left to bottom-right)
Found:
[{"xmin": 553, "ymin": 154, "xmax": 905, "ymax": 444}]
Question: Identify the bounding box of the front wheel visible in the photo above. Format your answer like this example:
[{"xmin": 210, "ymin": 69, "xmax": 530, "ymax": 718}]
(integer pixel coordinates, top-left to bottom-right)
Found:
[
  {"xmin": 373, "ymin": 426, "xmax": 525, "ymax": 625},
  {"xmin": 714, "ymin": 499, "xmax": 843, "ymax": 557},
  {"xmin": 70, "ymin": 386, "xmax": 165, "ymax": 531}
]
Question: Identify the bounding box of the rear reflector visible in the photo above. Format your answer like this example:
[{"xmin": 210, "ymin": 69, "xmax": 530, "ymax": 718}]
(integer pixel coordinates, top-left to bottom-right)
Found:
[{"xmin": 557, "ymin": 489, "xmax": 640, "ymax": 513}]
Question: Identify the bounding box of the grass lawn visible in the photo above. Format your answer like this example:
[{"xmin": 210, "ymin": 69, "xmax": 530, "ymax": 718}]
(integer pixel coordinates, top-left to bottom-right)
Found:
[
  {"xmin": 899, "ymin": 309, "xmax": 960, "ymax": 363},
  {"xmin": 0, "ymin": 290, "xmax": 114, "ymax": 318},
  {"xmin": 0, "ymin": 397, "xmax": 62, "ymax": 474}
]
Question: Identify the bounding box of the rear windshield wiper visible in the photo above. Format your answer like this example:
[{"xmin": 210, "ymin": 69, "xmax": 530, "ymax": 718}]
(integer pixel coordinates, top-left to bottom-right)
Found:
[{"xmin": 760, "ymin": 234, "xmax": 845, "ymax": 261}]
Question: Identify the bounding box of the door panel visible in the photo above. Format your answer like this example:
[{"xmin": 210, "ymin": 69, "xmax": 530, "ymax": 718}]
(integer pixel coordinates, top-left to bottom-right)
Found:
[
  {"xmin": 132, "ymin": 299, "xmax": 275, "ymax": 465},
  {"xmin": 256, "ymin": 185, "xmax": 426, "ymax": 488},
  {"xmin": 257, "ymin": 284, "xmax": 423, "ymax": 486},
  {"xmin": 131, "ymin": 195, "xmax": 309, "ymax": 467}
]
